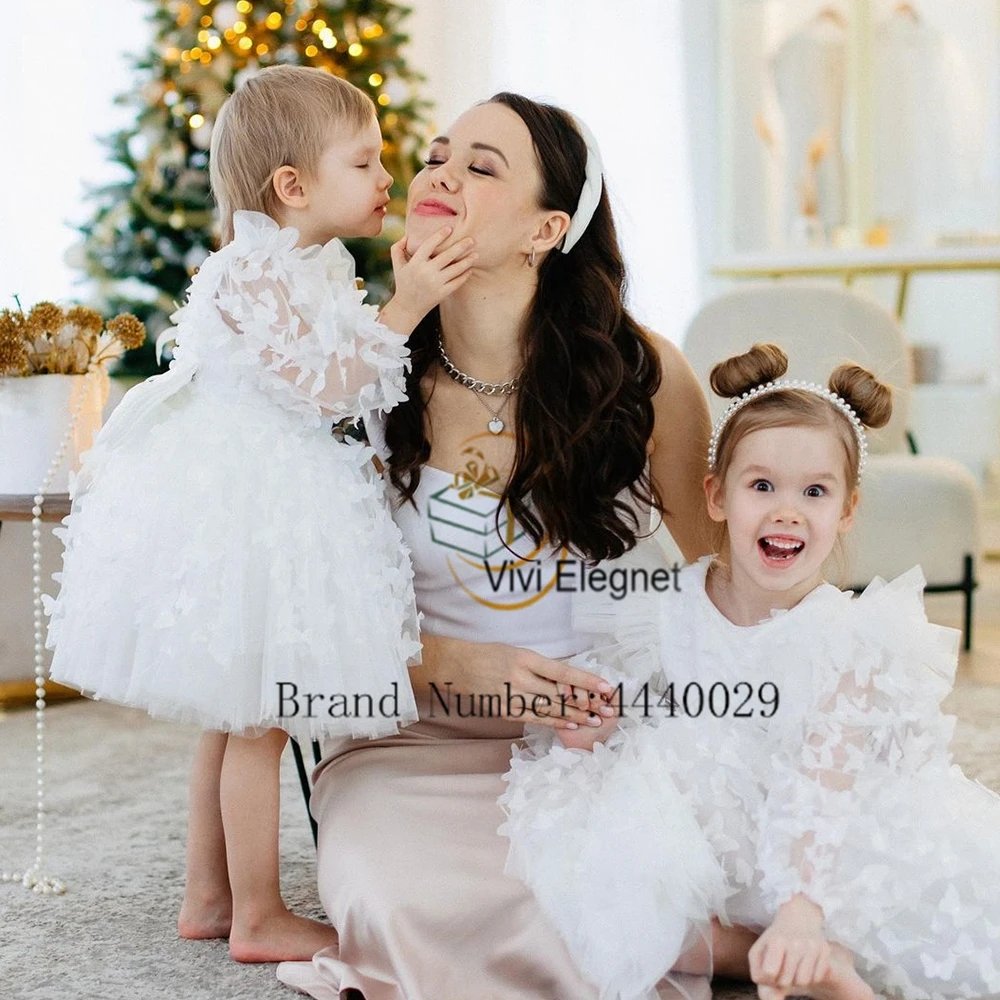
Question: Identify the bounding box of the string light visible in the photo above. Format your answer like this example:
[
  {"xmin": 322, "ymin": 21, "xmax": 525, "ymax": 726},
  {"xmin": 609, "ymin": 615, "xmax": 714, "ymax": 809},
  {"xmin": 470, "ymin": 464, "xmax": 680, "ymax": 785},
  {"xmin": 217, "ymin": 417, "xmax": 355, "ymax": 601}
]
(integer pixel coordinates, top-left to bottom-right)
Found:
[
  {"xmin": 199, "ymin": 15, "xmax": 212, "ymax": 27},
  {"xmin": 236, "ymin": 0, "xmax": 252, "ymax": 11},
  {"xmin": 377, "ymin": 93, "xmax": 390, "ymax": 106},
  {"xmin": 265, "ymin": 11, "xmax": 282, "ymax": 28},
  {"xmin": 207, "ymin": 36, "xmax": 221, "ymax": 50},
  {"xmin": 256, "ymin": 42, "xmax": 269, "ymax": 54},
  {"xmin": 369, "ymin": 73, "xmax": 383, "ymax": 86},
  {"xmin": 238, "ymin": 36, "xmax": 253, "ymax": 50},
  {"xmin": 189, "ymin": 113, "xmax": 205, "ymax": 128},
  {"xmin": 348, "ymin": 42, "xmax": 363, "ymax": 56},
  {"xmin": 233, "ymin": 21, "xmax": 246, "ymax": 33},
  {"xmin": 304, "ymin": 43, "xmax": 318, "ymax": 56},
  {"xmin": 312, "ymin": 19, "xmax": 327, "ymax": 32}
]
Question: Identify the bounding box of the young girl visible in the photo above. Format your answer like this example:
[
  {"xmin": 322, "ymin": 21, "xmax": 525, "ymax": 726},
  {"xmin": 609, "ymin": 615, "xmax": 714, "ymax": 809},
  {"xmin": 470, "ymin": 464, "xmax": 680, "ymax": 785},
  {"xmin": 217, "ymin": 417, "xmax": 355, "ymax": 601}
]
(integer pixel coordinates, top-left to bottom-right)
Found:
[
  {"xmin": 499, "ymin": 343, "xmax": 1000, "ymax": 1000},
  {"xmin": 44, "ymin": 66, "xmax": 476, "ymax": 962}
]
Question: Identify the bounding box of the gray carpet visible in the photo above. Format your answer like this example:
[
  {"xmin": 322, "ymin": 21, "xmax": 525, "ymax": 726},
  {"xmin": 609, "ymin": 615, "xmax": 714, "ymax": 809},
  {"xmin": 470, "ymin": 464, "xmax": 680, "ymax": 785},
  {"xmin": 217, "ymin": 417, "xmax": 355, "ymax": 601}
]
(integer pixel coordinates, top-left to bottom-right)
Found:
[{"xmin": 1, "ymin": 686, "xmax": 999, "ymax": 1000}]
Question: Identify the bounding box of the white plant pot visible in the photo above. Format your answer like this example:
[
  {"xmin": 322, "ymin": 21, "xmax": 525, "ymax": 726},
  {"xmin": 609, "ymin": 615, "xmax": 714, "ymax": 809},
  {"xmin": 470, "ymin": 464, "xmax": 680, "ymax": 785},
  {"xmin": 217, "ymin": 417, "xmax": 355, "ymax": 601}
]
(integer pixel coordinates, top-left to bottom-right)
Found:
[{"xmin": 0, "ymin": 371, "xmax": 109, "ymax": 495}]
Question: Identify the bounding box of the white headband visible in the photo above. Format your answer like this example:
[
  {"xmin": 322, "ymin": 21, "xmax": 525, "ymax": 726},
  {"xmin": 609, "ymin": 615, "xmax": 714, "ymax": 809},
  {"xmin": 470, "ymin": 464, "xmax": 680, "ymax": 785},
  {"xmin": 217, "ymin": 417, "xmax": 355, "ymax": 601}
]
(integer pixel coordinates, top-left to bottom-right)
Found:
[
  {"xmin": 561, "ymin": 115, "xmax": 604, "ymax": 254},
  {"xmin": 707, "ymin": 379, "xmax": 869, "ymax": 482}
]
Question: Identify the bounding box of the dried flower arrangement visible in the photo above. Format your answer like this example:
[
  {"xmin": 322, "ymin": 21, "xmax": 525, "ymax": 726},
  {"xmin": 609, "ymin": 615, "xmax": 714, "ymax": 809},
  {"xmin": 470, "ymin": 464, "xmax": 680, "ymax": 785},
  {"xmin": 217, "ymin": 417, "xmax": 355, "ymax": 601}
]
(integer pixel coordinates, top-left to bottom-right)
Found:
[{"xmin": 0, "ymin": 301, "xmax": 146, "ymax": 378}]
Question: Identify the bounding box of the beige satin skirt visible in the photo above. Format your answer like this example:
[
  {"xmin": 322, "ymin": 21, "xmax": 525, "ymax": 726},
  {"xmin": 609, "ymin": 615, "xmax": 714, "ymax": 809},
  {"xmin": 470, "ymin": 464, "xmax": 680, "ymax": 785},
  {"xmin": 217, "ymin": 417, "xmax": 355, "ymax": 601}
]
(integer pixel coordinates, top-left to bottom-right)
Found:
[{"xmin": 276, "ymin": 712, "xmax": 711, "ymax": 1000}]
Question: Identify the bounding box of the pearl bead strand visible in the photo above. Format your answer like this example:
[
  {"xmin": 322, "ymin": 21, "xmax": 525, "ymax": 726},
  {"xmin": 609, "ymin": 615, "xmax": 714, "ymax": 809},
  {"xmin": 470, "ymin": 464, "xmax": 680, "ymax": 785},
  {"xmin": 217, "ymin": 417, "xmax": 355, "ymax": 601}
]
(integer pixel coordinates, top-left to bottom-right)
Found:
[{"xmin": 0, "ymin": 371, "xmax": 95, "ymax": 895}]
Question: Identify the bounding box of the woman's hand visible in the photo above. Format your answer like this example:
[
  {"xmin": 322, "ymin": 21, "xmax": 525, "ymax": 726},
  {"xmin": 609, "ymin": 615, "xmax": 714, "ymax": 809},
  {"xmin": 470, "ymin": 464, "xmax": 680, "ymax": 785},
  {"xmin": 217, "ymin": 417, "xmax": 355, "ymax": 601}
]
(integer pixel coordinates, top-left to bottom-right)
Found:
[
  {"xmin": 749, "ymin": 894, "xmax": 830, "ymax": 995},
  {"xmin": 410, "ymin": 633, "xmax": 617, "ymax": 730},
  {"xmin": 378, "ymin": 227, "xmax": 477, "ymax": 337}
]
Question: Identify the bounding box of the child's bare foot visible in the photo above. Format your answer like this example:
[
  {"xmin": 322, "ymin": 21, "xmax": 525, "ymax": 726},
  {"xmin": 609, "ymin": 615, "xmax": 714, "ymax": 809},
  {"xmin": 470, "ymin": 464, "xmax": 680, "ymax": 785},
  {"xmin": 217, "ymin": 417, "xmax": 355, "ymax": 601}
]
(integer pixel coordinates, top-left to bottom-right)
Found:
[
  {"xmin": 229, "ymin": 908, "xmax": 339, "ymax": 962},
  {"xmin": 757, "ymin": 942, "xmax": 874, "ymax": 1000},
  {"xmin": 178, "ymin": 893, "xmax": 233, "ymax": 940}
]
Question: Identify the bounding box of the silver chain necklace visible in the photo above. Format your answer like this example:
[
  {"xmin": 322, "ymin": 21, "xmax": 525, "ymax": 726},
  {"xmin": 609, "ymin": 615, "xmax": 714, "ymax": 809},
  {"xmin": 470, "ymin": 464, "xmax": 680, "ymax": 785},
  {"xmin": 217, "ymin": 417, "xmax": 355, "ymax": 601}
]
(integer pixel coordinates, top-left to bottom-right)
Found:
[{"xmin": 437, "ymin": 334, "xmax": 520, "ymax": 435}]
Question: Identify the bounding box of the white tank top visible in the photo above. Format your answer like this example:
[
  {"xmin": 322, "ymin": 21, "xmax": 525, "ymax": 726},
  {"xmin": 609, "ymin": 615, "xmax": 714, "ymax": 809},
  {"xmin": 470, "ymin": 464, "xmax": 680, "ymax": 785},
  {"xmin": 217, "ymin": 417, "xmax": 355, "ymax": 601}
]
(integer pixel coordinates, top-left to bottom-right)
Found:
[{"xmin": 366, "ymin": 413, "xmax": 648, "ymax": 660}]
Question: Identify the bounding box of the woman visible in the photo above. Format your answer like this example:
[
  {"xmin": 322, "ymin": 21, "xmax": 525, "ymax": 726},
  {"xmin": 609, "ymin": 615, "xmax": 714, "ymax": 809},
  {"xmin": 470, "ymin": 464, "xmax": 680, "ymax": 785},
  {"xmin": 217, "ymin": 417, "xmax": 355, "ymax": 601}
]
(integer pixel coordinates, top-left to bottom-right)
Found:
[{"xmin": 278, "ymin": 93, "xmax": 749, "ymax": 1000}]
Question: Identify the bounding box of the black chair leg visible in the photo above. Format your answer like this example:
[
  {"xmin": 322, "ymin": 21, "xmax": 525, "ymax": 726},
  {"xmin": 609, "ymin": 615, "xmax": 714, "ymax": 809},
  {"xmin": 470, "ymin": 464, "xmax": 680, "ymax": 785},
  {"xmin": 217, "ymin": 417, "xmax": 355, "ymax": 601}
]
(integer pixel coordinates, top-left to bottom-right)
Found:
[
  {"xmin": 291, "ymin": 738, "xmax": 318, "ymax": 847},
  {"xmin": 962, "ymin": 553, "xmax": 975, "ymax": 653}
]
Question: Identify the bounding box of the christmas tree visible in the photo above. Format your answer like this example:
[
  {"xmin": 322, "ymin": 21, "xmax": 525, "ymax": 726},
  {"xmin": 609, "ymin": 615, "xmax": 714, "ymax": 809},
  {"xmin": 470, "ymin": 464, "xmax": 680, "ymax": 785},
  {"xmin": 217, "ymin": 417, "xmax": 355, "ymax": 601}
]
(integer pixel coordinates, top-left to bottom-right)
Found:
[{"xmin": 78, "ymin": 0, "xmax": 429, "ymax": 376}]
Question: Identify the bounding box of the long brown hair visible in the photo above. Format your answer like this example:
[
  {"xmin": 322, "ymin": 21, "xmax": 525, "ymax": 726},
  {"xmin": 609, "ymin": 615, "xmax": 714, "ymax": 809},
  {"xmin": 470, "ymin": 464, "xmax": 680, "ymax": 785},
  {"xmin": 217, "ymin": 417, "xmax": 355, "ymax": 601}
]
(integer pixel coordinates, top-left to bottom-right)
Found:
[{"xmin": 384, "ymin": 92, "xmax": 663, "ymax": 562}]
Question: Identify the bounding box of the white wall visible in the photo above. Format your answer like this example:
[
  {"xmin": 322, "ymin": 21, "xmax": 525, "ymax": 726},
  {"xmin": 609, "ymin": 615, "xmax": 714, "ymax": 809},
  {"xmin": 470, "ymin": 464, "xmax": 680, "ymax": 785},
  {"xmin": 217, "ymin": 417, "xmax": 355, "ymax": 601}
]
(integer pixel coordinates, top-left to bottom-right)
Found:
[{"xmin": 0, "ymin": 1, "xmax": 148, "ymax": 308}]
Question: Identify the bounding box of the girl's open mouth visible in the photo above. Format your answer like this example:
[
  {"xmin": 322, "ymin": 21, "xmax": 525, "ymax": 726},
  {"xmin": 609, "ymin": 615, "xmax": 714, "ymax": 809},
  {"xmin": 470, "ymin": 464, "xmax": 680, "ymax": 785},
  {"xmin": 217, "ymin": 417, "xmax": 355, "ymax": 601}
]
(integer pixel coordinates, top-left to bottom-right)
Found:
[{"xmin": 758, "ymin": 535, "xmax": 805, "ymax": 566}]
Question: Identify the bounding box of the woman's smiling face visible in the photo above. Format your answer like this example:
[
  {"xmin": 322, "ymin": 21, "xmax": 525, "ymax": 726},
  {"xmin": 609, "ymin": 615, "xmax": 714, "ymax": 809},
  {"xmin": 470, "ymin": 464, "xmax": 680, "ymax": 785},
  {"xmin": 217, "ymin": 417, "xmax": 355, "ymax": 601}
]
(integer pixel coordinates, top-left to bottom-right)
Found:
[{"xmin": 405, "ymin": 102, "xmax": 556, "ymax": 268}]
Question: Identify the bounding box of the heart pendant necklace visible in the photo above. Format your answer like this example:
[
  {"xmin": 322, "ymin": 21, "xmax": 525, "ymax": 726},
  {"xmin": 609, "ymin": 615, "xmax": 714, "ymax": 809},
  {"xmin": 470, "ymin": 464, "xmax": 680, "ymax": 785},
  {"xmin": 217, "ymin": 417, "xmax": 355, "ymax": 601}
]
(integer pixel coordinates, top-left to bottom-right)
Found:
[
  {"xmin": 472, "ymin": 391, "xmax": 512, "ymax": 434},
  {"xmin": 438, "ymin": 333, "xmax": 520, "ymax": 436}
]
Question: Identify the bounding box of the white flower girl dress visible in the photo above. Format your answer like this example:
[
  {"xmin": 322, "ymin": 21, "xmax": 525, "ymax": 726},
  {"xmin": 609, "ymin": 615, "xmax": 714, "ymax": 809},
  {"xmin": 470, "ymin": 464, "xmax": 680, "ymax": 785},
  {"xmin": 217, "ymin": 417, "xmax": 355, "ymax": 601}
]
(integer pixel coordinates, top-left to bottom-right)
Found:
[
  {"xmin": 499, "ymin": 549, "xmax": 1000, "ymax": 1000},
  {"xmin": 45, "ymin": 211, "xmax": 421, "ymax": 740}
]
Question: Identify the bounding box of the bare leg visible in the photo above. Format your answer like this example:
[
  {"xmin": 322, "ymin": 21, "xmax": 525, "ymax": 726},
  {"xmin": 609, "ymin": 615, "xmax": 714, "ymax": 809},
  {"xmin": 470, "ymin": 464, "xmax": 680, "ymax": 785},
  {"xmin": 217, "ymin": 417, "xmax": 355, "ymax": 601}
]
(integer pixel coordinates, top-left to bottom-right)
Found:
[
  {"xmin": 671, "ymin": 917, "xmax": 757, "ymax": 979},
  {"xmin": 178, "ymin": 731, "xmax": 233, "ymax": 939},
  {"xmin": 222, "ymin": 728, "xmax": 338, "ymax": 963},
  {"xmin": 756, "ymin": 942, "xmax": 874, "ymax": 1000}
]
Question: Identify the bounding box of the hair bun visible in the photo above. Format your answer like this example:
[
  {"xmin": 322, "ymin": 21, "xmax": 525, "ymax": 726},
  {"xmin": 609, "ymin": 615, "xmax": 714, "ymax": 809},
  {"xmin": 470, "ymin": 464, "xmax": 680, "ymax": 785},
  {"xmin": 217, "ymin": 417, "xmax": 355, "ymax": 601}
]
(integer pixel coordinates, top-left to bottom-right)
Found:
[
  {"xmin": 829, "ymin": 363, "xmax": 893, "ymax": 429},
  {"xmin": 709, "ymin": 343, "xmax": 788, "ymax": 399}
]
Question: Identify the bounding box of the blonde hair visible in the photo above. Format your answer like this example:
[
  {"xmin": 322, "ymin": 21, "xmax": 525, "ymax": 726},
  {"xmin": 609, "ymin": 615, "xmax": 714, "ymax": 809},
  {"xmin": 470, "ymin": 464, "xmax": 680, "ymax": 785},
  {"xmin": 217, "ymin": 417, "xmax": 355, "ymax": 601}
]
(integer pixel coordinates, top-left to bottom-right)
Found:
[
  {"xmin": 209, "ymin": 65, "xmax": 376, "ymax": 244},
  {"xmin": 706, "ymin": 343, "xmax": 893, "ymax": 581}
]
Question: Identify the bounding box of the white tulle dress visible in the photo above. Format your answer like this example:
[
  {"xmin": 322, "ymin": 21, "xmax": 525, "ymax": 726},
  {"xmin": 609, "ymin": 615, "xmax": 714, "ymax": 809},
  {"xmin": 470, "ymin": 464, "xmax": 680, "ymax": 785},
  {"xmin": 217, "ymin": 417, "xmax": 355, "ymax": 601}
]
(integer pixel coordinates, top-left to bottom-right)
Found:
[
  {"xmin": 45, "ymin": 211, "xmax": 422, "ymax": 740},
  {"xmin": 499, "ymin": 549, "xmax": 1000, "ymax": 1000}
]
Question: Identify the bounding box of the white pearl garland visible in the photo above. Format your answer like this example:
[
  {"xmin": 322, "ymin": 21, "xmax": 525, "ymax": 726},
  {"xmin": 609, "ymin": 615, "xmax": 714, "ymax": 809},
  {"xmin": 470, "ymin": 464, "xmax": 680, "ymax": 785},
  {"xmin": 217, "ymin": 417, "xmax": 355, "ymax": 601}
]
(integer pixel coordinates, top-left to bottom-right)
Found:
[
  {"xmin": 707, "ymin": 379, "xmax": 869, "ymax": 483},
  {"xmin": 0, "ymin": 371, "xmax": 95, "ymax": 896}
]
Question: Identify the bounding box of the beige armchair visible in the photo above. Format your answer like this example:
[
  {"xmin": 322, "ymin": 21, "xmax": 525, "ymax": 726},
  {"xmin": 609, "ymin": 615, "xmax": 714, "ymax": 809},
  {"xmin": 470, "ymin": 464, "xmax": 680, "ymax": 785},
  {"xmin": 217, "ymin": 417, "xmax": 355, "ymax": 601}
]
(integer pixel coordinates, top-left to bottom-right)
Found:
[{"xmin": 682, "ymin": 282, "xmax": 980, "ymax": 648}]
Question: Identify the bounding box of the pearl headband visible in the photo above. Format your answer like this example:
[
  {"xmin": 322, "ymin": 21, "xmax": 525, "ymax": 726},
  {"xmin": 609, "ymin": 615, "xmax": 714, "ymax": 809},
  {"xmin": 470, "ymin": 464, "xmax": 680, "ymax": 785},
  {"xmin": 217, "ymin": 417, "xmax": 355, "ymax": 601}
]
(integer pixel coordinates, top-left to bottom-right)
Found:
[
  {"xmin": 707, "ymin": 379, "xmax": 869, "ymax": 482},
  {"xmin": 561, "ymin": 115, "xmax": 604, "ymax": 254}
]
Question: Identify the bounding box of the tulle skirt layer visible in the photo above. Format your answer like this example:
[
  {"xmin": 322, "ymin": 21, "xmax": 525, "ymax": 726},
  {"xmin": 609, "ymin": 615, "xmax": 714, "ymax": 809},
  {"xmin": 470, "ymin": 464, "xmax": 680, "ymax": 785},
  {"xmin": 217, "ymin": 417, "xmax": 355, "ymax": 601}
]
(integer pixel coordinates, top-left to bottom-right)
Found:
[{"xmin": 45, "ymin": 382, "xmax": 421, "ymax": 740}]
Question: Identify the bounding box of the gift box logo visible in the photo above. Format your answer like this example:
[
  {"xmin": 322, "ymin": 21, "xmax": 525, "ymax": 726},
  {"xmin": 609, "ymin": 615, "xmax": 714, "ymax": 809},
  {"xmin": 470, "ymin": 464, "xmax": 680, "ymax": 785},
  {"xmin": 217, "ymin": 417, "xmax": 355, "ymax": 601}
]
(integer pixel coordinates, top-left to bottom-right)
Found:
[{"xmin": 428, "ymin": 449, "xmax": 525, "ymax": 560}]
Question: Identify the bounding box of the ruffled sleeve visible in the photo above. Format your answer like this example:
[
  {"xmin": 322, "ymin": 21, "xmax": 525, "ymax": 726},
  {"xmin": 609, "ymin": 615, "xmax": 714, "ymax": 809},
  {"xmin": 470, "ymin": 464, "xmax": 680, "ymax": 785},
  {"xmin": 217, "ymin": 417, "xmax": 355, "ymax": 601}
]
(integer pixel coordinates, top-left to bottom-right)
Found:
[
  {"xmin": 566, "ymin": 536, "xmax": 691, "ymax": 704},
  {"xmin": 212, "ymin": 211, "xmax": 409, "ymax": 424},
  {"xmin": 756, "ymin": 566, "xmax": 960, "ymax": 919}
]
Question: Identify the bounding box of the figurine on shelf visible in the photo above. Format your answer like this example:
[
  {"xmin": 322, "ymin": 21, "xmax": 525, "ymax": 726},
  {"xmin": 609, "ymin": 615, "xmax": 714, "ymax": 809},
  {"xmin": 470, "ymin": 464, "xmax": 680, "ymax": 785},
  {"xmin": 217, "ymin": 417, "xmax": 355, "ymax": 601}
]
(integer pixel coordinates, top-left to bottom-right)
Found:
[{"xmin": 790, "ymin": 129, "xmax": 830, "ymax": 249}]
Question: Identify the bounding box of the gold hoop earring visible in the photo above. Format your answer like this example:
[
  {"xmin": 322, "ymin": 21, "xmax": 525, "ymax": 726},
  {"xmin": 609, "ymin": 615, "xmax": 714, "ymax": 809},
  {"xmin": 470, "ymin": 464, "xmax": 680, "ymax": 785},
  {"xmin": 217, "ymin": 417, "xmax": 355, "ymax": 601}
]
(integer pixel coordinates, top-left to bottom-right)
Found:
[{"xmin": 528, "ymin": 247, "xmax": 536, "ymax": 268}]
